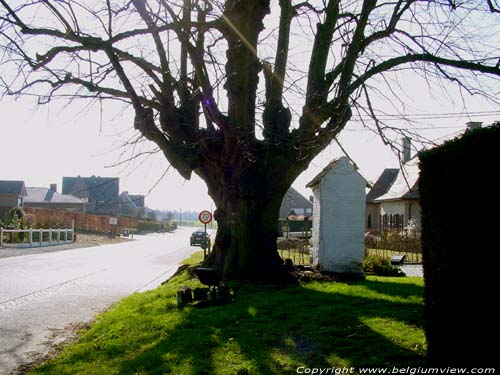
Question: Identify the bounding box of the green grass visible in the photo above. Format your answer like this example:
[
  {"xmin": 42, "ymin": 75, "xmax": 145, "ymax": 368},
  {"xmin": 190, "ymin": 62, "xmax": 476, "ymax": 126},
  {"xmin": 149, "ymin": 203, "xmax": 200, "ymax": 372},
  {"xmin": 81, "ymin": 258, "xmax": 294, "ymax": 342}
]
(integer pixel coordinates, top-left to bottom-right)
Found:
[{"xmin": 31, "ymin": 252, "xmax": 425, "ymax": 375}]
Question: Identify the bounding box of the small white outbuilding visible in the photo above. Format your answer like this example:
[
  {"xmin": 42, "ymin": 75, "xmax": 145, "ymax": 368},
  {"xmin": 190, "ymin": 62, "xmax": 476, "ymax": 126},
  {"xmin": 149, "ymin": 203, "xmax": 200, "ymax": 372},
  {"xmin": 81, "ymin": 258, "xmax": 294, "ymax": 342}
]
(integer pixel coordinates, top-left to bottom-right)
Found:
[{"xmin": 306, "ymin": 157, "xmax": 366, "ymax": 279}]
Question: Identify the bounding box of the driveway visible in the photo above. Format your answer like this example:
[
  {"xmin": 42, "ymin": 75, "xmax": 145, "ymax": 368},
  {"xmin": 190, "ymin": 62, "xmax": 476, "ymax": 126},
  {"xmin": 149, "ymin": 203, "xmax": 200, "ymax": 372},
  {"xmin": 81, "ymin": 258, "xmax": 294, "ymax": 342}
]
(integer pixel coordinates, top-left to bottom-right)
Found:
[{"xmin": 0, "ymin": 228, "xmax": 204, "ymax": 374}]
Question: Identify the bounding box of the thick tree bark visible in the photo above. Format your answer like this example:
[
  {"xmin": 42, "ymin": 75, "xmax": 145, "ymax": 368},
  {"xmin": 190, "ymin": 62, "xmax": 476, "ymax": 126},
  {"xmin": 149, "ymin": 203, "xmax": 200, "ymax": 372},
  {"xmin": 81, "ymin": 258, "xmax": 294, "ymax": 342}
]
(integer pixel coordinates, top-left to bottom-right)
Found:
[
  {"xmin": 207, "ymin": 194, "xmax": 284, "ymax": 279},
  {"xmin": 196, "ymin": 144, "xmax": 298, "ymax": 279}
]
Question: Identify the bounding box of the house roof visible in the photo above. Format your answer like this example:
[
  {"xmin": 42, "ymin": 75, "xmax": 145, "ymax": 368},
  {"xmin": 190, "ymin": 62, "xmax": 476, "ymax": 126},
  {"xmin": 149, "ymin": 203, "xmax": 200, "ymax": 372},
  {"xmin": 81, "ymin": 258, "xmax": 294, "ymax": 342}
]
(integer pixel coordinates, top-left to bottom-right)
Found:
[
  {"xmin": 0, "ymin": 180, "xmax": 27, "ymax": 196},
  {"xmin": 128, "ymin": 194, "xmax": 145, "ymax": 208},
  {"xmin": 119, "ymin": 192, "xmax": 139, "ymax": 210},
  {"xmin": 366, "ymin": 168, "xmax": 399, "ymax": 203},
  {"xmin": 279, "ymin": 187, "xmax": 313, "ymax": 218},
  {"xmin": 373, "ymin": 159, "xmax": 420, "ymax": 202},
  {"xmin": 25, "ymin": 187, "xmax": 86, "ymax": 204},
  {"xmin": 62, "ymin": 176, "xmax": 119, "ymax": 204},
  {"xmin": 306, "ymin": 157, "xmax": 369, "ymax": 188},
  {"xmin": 367, "ymin": 122, "xmax": 489, "ymax": 204}
]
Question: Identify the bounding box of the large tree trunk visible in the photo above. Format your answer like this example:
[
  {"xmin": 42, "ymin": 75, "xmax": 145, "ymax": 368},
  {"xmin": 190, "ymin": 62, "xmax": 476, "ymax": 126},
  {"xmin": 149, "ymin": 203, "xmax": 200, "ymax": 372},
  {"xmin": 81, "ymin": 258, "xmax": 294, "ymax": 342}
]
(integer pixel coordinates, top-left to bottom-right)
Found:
[
  {"xmin": 198, "ymin": 152, "xmax": 296, "ymax": 280},
  {"xmin": 207, "ymin": 195, "xmax": 284, "ymax": 279}
]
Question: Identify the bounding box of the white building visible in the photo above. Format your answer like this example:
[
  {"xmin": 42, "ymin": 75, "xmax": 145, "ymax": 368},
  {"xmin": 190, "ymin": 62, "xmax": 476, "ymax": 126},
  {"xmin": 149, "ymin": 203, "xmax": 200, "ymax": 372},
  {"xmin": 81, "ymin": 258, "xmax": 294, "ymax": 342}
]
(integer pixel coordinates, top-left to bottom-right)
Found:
[
  {"xmin": 371, "ymin": 149, "xmax": 421, "ymax": 230},
  {"xmin": 306, "ymin": 157, "xmax": 366, "ymax": 279}
]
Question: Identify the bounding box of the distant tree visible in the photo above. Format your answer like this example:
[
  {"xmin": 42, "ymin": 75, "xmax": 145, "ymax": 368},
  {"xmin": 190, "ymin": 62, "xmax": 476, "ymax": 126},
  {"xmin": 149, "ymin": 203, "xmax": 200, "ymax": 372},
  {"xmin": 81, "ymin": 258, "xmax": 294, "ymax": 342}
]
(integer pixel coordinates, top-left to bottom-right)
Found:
[
  {"xmin": 1, "ymin": 0, "xmax": 499, "ymax": 279},
  {"xmin": 147, "ymin": 210, "xmax": 158, "ymax": 222}
]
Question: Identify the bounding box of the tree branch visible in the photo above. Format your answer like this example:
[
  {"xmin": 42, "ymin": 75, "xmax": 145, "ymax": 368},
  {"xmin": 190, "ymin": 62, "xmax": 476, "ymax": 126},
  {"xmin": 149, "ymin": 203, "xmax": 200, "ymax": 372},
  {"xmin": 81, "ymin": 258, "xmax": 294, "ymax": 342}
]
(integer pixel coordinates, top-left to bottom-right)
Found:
[
  {"xmin": 262, "ymin": 0, "xmax": 293, "ymax": 142},
  {"xmin": 348, "ymin": 53, "xmax": 500, "ymax": 98}
]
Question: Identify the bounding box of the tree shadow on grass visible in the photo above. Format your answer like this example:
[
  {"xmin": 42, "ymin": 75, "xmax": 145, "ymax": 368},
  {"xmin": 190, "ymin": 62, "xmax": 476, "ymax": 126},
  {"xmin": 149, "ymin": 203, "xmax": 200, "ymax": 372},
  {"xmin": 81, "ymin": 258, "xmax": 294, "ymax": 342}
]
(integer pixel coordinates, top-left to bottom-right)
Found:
[
  {"xmin": 352, "ymin": 278, "xmax": 424, "ymax": 299},
  {"xmin": 117, "ymin": 280, "xmax": 424, "ymax": 374},
  {"xmin": 35, "ymin": 279, "xmax": 425, "ymax": 375}
]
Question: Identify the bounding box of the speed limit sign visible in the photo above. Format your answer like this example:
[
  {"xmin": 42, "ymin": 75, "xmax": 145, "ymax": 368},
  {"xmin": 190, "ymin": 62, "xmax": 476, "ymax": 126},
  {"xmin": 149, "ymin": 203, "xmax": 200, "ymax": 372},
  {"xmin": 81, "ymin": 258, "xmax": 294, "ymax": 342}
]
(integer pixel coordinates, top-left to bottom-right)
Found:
[{"xmin": 198, "ymin": 210, "xmax": 212, "ymax": 224}]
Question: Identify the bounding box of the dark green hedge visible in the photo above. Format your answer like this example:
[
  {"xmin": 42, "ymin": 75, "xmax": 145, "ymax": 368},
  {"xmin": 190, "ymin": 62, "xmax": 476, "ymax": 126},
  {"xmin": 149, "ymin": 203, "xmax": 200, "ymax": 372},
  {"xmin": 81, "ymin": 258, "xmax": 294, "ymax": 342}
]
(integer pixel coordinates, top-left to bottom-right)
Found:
[
  {"xmin": 277, "ymin": 219, "xmax": 312, "ymax": 237},
  {"xmin": 419, "ymin": 123, "xmax": 499, "ymax": 367},
  {"xmin": 137, "ymin": 220, "xmax": 170, "ymax": 233}
]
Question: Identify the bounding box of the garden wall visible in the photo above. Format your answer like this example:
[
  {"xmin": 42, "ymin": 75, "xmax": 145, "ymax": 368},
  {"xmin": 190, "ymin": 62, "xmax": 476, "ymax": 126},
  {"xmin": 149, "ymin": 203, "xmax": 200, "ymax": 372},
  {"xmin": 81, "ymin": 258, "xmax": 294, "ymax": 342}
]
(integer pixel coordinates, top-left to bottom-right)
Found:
[
  {"xmin": 419, "ymin": 123, "xmax": 498, "ymax": 366},
  {"xmin": 24, "ymin": 207, "xmax": 138, "ymax": 233}
]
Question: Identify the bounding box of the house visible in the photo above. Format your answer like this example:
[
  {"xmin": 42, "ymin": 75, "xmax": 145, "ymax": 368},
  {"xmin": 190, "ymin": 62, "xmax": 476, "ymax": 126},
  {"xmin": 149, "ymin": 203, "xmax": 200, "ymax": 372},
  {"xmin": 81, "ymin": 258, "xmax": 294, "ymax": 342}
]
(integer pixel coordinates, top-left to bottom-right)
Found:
[
  {"xmin": 279, "ymin": 187, "xmax": 313, "ymax": 219},
  {"xmin": 24, "ymin": 184, "xmax": 87, "ymax": 212},
  {"xmin": 62, "ymin": 176, "xmax": 120, "ymax": 216},
  {"xmin": 367, "ymin": 137, "xmax": 421, "ymax": 231},
  {"xmin": 366, "ymin": 122, "xmax": 483, "ymax": 231},
  {"xmin": 119, "ymin": 192, "xmax": 146, "ymax": 217},
  {"xmin": 365, "ymin": 168, "xmax": 400, "ymax": 229},
  {"xmin": 128, "ymin": 194, "xmax": 145, "ymax": 209},
  {"xmin": 0, "ymin": 180, "xmax": 27, "ymax": 220},
  {"xmin": 306, "ymin": 157, "xmax": 366, "ymax": 278}
]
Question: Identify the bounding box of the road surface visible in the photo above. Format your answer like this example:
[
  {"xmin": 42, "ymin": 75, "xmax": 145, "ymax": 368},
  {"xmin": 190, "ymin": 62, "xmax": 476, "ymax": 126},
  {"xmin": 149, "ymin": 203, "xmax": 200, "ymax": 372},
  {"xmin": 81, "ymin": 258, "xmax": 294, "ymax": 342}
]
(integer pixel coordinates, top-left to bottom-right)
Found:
[{"xmin": 0, "ymin": 228, "xmax": 204, "ymax": 374}]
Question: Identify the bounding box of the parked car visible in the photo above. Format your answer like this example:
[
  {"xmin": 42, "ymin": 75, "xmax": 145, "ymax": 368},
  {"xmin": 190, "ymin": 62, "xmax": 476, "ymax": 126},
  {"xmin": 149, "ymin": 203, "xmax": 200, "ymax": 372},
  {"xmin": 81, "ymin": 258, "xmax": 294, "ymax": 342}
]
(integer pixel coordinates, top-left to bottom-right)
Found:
[{"xmin": 190, "ymin": 230, "xmax": 210, "ymax": 246}]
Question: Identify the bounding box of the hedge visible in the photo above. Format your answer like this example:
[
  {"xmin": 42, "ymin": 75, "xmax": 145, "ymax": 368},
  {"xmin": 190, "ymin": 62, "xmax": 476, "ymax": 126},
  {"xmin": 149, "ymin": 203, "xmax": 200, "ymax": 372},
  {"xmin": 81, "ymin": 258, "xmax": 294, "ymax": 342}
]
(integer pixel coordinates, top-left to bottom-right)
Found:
[{"xmin": 419, "ymin": 123, "xmax": 499, "ymax": 367}]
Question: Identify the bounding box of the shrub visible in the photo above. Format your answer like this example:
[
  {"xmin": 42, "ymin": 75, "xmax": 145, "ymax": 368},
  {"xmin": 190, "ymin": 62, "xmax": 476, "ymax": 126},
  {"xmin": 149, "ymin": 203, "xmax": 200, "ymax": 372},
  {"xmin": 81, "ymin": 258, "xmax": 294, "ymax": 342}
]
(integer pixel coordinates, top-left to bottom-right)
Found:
[
  {"xmin": 7, "ymin": 207, "xmax": 24, "ymax": 222},
  {"xmin": 420, "ymin": 123, "xmax": 499, "ymax": 366},
  {"xmin": 137, "ymin": 220, "xmax": 167, "ymax": 233},
  {"xmin": 362, "ymin": 254, "xmax": 403, "ymax": 276}
]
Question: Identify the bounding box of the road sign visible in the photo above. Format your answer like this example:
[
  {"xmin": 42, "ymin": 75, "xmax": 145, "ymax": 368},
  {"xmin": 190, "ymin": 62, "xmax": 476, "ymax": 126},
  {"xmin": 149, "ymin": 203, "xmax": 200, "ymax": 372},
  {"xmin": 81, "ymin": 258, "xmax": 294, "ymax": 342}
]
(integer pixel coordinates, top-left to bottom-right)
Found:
[{"xmin": 198, "ymin": 210, "xmax": 212, "ymax": 224}]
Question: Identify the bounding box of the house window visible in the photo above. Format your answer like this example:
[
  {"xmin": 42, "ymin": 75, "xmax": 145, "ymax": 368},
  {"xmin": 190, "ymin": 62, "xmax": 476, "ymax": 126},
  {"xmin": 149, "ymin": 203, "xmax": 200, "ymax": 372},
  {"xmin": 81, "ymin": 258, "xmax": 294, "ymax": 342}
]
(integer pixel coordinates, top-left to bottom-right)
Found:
[
  {"xmin": 18, "ymin": 197, "xmax": 23, "ymax": 207},
  {"xmin": 367, "ymin": 214, "xmax": 372, "ymax": 229}
]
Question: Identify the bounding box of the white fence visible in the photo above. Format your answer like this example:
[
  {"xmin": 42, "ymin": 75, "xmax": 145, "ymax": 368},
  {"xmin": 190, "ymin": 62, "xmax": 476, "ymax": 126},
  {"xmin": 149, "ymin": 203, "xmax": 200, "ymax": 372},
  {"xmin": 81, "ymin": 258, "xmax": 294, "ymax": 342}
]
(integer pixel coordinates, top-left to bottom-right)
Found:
[{"xmin": 0, "ymin": 222, "xmax": 75, "ymax": 248}]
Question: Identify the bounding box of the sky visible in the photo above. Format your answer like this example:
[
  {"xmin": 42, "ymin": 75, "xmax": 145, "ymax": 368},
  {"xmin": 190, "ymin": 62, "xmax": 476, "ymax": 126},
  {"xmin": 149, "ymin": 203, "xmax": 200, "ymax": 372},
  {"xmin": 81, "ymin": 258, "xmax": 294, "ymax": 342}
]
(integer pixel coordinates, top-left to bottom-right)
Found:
[
  {"xmin": 1, "ymin": 89, "xmax": 497, "ymax": 212},
  {"xmin": 1, "ymin": 2, "xmax": 499, "ymax": 212}
]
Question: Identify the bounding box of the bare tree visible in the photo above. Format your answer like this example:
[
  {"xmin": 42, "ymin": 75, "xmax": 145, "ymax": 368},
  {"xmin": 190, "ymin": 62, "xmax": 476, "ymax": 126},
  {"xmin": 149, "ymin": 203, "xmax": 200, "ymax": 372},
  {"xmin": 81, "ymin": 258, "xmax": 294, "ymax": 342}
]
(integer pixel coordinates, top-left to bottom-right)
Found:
[{"xmin": 1, "ymin": 0, "xmax": 499, "ymax": 279}]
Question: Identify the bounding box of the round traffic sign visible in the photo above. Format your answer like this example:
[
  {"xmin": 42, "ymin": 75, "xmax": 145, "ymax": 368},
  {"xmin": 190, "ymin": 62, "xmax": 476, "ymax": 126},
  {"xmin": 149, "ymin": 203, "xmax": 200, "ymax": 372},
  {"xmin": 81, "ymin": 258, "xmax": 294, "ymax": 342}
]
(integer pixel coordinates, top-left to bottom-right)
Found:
[{"xmin": 198, "ymin": 210, "xmax": 212, "ymax": 224}]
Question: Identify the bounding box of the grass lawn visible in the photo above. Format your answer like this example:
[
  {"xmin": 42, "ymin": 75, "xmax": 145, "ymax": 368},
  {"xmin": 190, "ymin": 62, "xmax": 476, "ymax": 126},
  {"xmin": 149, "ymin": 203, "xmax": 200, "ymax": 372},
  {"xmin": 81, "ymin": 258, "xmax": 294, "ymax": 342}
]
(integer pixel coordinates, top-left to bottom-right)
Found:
[{"xmin": 31, "ymin": 252, "xmax": 425, "ymax": 375}]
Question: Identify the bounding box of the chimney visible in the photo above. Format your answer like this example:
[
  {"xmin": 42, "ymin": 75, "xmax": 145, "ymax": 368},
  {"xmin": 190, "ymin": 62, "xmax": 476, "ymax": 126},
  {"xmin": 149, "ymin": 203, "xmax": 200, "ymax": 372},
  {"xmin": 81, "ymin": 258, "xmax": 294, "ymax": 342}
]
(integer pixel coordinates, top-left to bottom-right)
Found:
[
  {"xmin": 50, "ymin": 184, "xmax": 57, "ymax": 192},
  {"xmin": 466, "ymin": 121, "xmax": 482, "ymax": 131},
  {"xmin": 402, "ymin": 137, "xmax": 411, "ymax": 163}
]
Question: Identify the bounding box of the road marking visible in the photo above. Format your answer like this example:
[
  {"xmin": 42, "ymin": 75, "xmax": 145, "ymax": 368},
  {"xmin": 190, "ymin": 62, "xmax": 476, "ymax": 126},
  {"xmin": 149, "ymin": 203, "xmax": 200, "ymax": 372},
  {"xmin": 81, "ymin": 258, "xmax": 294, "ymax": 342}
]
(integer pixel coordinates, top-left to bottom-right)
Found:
[{"xmin": 0, "ymin": 270, "xmax": 106, "ymax": 312}]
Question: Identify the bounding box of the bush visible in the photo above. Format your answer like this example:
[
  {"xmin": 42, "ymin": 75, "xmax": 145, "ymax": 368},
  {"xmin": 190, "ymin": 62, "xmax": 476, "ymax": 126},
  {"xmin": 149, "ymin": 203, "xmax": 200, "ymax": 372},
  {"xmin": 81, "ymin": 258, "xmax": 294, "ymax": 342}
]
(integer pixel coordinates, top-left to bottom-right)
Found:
[
  {"xmin": 137, "ymin": 220, "xmax": 167, "ymax": 233},
  {"xmin": 7, "ymin": 207, "xmax": 24, "ymax": 223},
  {"xmin": 362, "ymin": 254, "xmax": 403, "ymax": 276},
  {"xmin": 6, "ymin": 208, "xmax": 25, "ymax": 242},
  {"xmin": 420, "ymin": 123, "xmax": 499, "ymax": 366}
]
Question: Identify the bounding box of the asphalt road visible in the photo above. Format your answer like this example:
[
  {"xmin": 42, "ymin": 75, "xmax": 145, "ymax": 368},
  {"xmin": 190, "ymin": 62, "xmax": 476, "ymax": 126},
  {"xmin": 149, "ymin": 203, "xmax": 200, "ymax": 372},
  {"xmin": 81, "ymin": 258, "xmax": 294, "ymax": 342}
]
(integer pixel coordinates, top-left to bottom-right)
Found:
[{"xmin": 0, "ymin": 228, "xmax": 204, "ymax": 374}]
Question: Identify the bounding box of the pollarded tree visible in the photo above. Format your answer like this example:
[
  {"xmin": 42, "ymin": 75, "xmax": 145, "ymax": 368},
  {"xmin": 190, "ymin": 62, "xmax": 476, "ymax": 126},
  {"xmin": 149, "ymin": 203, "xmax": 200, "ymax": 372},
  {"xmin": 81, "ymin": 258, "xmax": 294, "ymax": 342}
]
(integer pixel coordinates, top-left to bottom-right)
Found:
[{"xmin": 1, "ymin": 0, "xmax": 499, "ymax": 279}]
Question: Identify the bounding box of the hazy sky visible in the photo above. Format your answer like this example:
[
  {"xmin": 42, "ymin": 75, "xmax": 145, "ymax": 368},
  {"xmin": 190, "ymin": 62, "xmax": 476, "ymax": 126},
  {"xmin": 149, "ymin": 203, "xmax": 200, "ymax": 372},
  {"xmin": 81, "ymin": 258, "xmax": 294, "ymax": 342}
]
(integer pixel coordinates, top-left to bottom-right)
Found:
[
  {"xmin": 1, "ymin": 89, "xmax": 497, "ymax": 212},
  {"xmin": 1, "ymin": 2, "xmax": 499, "ymax": 212}
]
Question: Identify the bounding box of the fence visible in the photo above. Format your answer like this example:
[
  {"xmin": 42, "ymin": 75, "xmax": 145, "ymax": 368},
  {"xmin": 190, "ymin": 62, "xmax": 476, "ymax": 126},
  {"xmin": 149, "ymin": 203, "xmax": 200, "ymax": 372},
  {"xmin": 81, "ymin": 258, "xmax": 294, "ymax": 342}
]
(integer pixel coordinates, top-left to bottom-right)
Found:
[
  {"xmin": 277, "ymin": 238, "xmax": 311, "ymax": 265},
  {"xmin": 0, "ymin": 222, "xmax": 75, "ymax": 248},
  {"xmin": 365, "ymin": 229, "xmax": 422, "ymax": 263}
]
